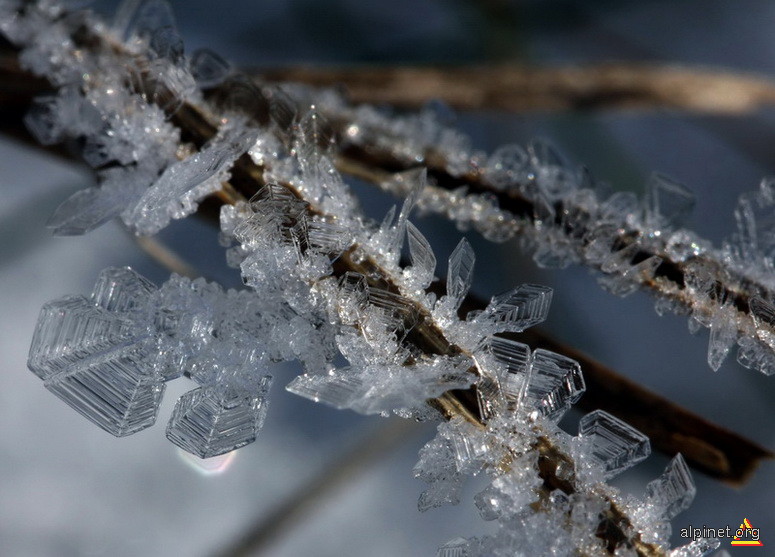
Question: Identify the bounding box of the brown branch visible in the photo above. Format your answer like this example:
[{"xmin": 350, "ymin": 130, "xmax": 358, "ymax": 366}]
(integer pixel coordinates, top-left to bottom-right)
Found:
[
  {"xmin": 132, "ymin": 234, "xmax": 202, "ymax": 280},
  {"xmin": 165, "ymin": 102, "xmax": 665, "ymax": 555},
  {"xmin": 257, "ymin": 63, "xmax": 775, "ymax": 114}
]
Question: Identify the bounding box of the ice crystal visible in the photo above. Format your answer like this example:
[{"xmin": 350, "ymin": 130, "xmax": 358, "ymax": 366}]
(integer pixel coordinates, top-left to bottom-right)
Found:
[
  {"xmin": 28, "ymin": 269, "xmax": 166, "ymax": 436},
  {"xmin": 576, "ymin": 409, "xmax": 651, "ymax": 480},
  {"xmin": 644, "ymin": 173, "xmax": 696, "ymax": 231},
  {"xmin": 667, "ymin": 538, "xmax": 720, "ymax": 557},
  {"xmin": 167, "ymin": 378, "xmax": 272, "ymax": 458},
  {"xmin": 646, "ymin": 454, "xmax": 697, "ymax": 520},
  {"xmin": 28, "ymin": 267, "xmax": 281, "ymax": 453},
  {"xmin": 522, "ymin": 348, "xmax": 586, "ymax": 421},
  {"xmin": 7, "ymin": 0, "xmax": 703, "ymax": 553},
  {"xmin": 188, "ymin": 48, "xmax": 231, "ymax": 88},
  {"xmin": 446, "ymin": 238, "xmax": 476, "ymax": 309},
  {"xmin": 474, "ymin": 284, "xmax": 553, "ymax": 334}
]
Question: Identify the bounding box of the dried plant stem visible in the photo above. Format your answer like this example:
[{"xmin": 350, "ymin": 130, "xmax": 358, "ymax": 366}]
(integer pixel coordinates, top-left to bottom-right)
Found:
[
  {"xmin": 7, "ymin": 44, "xmax": 775, "ymax": 118},
  {"xmin": 168, "ymin": 99, "xmax": 661, "ymax": 557},
  {"xmin": 257, "ymin": 63, "xmax": 775, "ymax": 114},
  {"xmin": 132, "ymin": 234, "xmax": 202, "ymax": 279}
]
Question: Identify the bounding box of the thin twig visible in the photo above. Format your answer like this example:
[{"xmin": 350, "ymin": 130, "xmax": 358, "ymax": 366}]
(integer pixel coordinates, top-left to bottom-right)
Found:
[
  {"xmin": 303, "ymin": 101, "xmax": 775, "ymax": 382},
  {"xmin": 132, "ymin": 234, "xmax": 201, "ymax": 279},
  {"xmin": 257, "ymin": 64, "xmax": 775, "ymax": 114},
  {"xmin": 6, "ymin": 38, "xmax": 775, "ymax": 115},
  {"xmin": 213, "ymin": 419, "xmax": 419, "ymax": 557}
]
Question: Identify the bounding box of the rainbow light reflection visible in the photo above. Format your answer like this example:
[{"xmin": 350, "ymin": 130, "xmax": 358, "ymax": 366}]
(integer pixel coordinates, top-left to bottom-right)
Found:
[{"xmin": 177, "ymin": 448, "xmax": 238, "ymax": 475}]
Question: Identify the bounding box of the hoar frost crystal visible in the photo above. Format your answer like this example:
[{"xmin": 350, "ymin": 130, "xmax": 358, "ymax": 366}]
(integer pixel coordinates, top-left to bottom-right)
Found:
[{"xmin": 3, "ymin": 0, "xmax": 731, "ymax": 554}]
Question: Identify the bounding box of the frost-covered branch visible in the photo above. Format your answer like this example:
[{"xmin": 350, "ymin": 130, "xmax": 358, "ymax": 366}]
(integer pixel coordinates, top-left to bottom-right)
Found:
[
  {"xmin": 259, "ymin": 80, "xmax": 775, "ymax": 379},
  {"xmin": 0, "ymin": 25, "xmax": 771, "ymax": 486},
  {"xmin": 2, "ymin": 1, "xmax": 734, "ymax": 555},
  {"xmin": 133, "ymin": 218, "xmax": 774, "ymax": 484}
]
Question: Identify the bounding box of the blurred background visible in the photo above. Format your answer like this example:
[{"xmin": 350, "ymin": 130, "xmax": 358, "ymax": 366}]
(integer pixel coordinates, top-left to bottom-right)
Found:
[{"xmin": 1, "ymin": 0, "xmax": 774, "ymax": 555}]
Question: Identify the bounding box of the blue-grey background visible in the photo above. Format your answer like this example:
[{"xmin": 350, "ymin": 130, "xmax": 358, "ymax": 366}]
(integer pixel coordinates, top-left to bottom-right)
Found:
[{"xmin": 1, "ymin": 1, "xmax": 773, "ymax": 555}]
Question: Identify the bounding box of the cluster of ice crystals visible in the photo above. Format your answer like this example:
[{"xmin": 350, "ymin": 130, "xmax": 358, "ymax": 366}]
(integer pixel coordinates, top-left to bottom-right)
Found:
[
  {"xmin": 303, "ymin": 69, "xmax": 775, "ymax": 377},
  {"xmin": 9, "ymin": 1, "xmax": 701, "ymax": 554},
  {"xmin": 124, "ymin": 125, "xmax": 257, "ymax": 234},
  {"xmin": 471, "ymin": 338, "xmax": 585, "ymax": 421},
  {"xmin": 667, "ymin": 538, "xmax": 721, "ymax": 557},
  {"xmin": 28, "ymin": 266, "xmax": 280, "ymax": 456},
  {"xmin": 413, "ymin": 354, "xmax": 689, "ymax": 557},
  {"xmin": 412, "ymin": 338, "xmax": 691, "ymax": 556},
  {"xmin": 6, "ymin": 0, "xmax": 261, "ymax": 238},
  {"xmin": 724, "ymin": 177, "xmax": 775, "ymax": 274},
  {"xmin": 29, "ymin": 268, "xmax": 163, "ymax": 437}
]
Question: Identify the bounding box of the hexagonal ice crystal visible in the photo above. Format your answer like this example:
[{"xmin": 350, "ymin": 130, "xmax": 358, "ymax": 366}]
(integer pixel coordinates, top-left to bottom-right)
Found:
[
  {"xmin": 28, "ymin": 268, "xmax": 167, "ymax": 436},
  {"xmin": 522, "ymin": 349, "xmax": 585, "ymax": 421},
  {"xmin": 577, "ymin": 409, "xmax": 650, "ymax": 479},
  {"xmin": 28, "ymin": 295, "xmax": 140, "ymax": 381},
  {"xmin": 477, "ymin": 284, "xmax": 553, "ymax": 334},
  {"xmin": 45, "ymin": 341, "xmax": 165, "ymax": 436},
  {"xmin": 646, "ymin": 453, "xmax": 696, "ymax": 519},
  {"xmin": 166, "ymin": 377, "xmax": 272, "ymax": 458}
]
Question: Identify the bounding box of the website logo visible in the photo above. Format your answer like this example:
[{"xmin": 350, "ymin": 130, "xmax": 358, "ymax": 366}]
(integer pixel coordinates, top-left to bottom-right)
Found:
[{"xmin": 731, "ymin": 518, "xmax": 763, "ymax": 547}]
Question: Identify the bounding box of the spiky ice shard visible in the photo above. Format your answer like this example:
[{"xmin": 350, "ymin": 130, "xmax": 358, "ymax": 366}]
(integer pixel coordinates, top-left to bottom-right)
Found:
[{"xmin": 286, "ymin": 356, "xmax": 473, "ymax": 416}]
